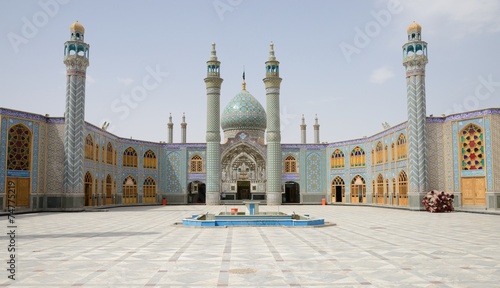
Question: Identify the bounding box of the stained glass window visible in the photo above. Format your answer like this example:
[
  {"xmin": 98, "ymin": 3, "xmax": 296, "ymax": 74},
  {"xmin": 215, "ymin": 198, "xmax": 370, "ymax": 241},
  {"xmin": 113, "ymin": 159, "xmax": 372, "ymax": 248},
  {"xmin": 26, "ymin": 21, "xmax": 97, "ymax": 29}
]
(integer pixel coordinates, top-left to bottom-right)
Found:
[
  {"xmin": 375, "ymin": 142, "xmax": 383, "ymax": 165},
  {"xmin": 7, "ymin": 124, "xmax": 31, "ymax": 171},
  {"xmin": 397, "ymin": 134, "xmax": 407, "ymax": 159},
  {"xmin": 190, "ymin": 154, "xmax": 203, "ymax": 173},
  {"xmin": 461, "ymin": 124, "xmax": 484, "ymax": 170},
  {"xmin": 144, "ymin": 150, "xmax": 157, "ymax": 169},
  {"xmin": 350, "ymin": 146, "xmax": 365, "ymax": 167},
  {"xmin": 85, "ymin": 134, "xmax": 94, "ymax": 160},
  {"xmin": 106, "ymin": 142, "xmax": 114, "ymax": 165},
  {"xmin": 331, "ymin": 149, "xmax": 344, "ymax": 169},
  {"xmin": 123, "ymin": 147, "xmax": 138, "ymax": 167},
  {"xmin": 284, "ymin": 155, "xmax": 297, "ymax": 173}
]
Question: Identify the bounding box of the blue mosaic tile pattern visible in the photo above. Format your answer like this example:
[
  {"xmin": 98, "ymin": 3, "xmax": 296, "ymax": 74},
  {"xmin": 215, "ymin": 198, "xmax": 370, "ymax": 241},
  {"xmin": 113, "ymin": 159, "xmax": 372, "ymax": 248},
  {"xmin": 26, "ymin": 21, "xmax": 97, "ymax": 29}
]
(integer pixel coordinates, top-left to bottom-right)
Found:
[
  {"xmin": 166, "ymin": 151, "xmax": 182, "ymax": 193},
  {"xmin": 485, "ymin": 117, "xmax": 493, "ymax": 191},
  {"xmin": 221, "ymin": 90, "xmax": 267, "ymax": 132},
  {"xmin": 306, "ymin": 153, "xmax": 321, "ymax": 192},
  {"xmin": 0, "ymin": 118, "xmax": 7, "ymax": 192}
]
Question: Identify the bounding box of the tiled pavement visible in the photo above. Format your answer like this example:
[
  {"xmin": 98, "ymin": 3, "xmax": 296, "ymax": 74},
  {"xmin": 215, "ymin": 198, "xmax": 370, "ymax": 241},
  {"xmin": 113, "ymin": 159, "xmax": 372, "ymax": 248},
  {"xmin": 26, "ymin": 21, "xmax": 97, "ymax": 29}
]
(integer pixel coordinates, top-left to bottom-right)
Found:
[{"xmin": 1, "ymin": 205, "xmax": 499, "ymax": 287}]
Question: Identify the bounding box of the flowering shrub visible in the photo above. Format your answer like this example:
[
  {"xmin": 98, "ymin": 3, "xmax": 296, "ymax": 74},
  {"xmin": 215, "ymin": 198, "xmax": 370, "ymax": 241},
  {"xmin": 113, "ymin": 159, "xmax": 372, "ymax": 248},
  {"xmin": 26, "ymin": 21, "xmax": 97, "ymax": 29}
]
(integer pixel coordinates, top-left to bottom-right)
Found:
[{"xmin": 422, "ymin": 190, "xmax": 454, "ymax": 213}]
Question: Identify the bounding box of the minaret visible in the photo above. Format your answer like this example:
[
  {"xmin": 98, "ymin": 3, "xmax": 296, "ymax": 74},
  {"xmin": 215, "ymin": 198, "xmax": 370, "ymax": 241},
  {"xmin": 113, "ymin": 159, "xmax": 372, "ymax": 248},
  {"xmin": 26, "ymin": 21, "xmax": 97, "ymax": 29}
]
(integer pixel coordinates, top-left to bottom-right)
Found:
[
  {"xmin": 300, "ymin": 114, "xmax": 306, "ymax": 144},
  {"xmin": 263, "ymin": 42, "xmax": 283, "ymax": 205},
  {"xmin": 167, "ymin": 113, "xmax": 173, "ymax": 143},
  {"xmin": 181, "ymin": 113, "xmax": 187, "ymax": 143},
  {"xmin": 403, "ymin": 21, "xmax": 428, "ymax": 209},
  {"xmin": 313, "ymin": 114, "xmax": 320, "ymax": 144},
  {"xmin": 63, "ymin": 21, "xmax": 89, "ymax": 205},
  {"xmin": 204, "ymin": 43, "xmax": 223, "ymax": 205}
]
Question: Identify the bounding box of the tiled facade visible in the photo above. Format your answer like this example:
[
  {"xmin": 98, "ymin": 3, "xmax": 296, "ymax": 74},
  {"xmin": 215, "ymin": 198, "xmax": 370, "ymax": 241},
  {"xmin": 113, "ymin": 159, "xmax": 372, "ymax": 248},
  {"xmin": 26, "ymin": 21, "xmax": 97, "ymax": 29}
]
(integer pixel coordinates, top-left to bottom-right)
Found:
[{"xmin": 1, "ymin": 22, "xmax": 499, "ymax": 211}]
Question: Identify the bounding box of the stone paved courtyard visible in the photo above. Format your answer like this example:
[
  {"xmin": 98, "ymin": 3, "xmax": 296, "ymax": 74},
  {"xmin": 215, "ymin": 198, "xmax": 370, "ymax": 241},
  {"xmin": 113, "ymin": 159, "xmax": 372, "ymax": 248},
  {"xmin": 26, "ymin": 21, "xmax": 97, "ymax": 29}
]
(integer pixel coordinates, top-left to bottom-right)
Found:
[{"xmin": 1, "ymin": 205, "xmax": 499, "ymax": 287}]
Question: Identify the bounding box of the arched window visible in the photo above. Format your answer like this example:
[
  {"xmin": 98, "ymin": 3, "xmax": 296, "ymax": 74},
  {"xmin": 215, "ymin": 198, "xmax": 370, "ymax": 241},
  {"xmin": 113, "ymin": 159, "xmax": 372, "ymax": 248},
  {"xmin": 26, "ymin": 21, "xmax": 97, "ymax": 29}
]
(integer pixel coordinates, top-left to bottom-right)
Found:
[
  {"xmin": 190, "ymin": 154, "xmax": 203, "ymax": 173},
  {"xmin": 102, "ymin": 145, "xmax": 105, "ymax": 163},
  {"xmin": 85, "ymin": 134, "xmax": 94, "ymax": 160},
  {"xmin": 350, "ymin": 146, "xmax": 366, "ymax": 167},
  {"xmin": 143, "ymin": 177, "xmax": 156, "ymax": 203},
  {"xmin": 284, "ymin": 155, "xmax": 297, "ymax": 173},
  {"xmin": 122, "ymin": 176, "xmax": 137, "ymax": 204},
  {"xmin": 7, "ymin": 124, "xmax": 31, "ymax": 170},
  {"xmin": 398, "ymin": 170, "xmax": 408, "ymax": 206},
  {"xmin": 144, "ymin": 150, "xmax": 157, "ymax": 169},
  {"xmin": 123, "ymin": 147, "xmax": 138, "ymax": 167},
  {"xmin": 106, "ymin": 142, "xmax": 113, "ymax": 165},
  {"xmin": 375, "ymin": 142, "xmax": 383, "ymax": 165},
  {"xmin": 106, "ymin": 175, "xmax": 113, "ymax": 205},
  {"xmin": 461, "ymin": 124, "xmax": 484, "ymax": 170},
  {"xmin": 331, "ymin": 149, "xmax": 344, "ymax": 169},
  {"xmin": 397, "ymin": 134, "xmax": 407, "ymax": 160}
]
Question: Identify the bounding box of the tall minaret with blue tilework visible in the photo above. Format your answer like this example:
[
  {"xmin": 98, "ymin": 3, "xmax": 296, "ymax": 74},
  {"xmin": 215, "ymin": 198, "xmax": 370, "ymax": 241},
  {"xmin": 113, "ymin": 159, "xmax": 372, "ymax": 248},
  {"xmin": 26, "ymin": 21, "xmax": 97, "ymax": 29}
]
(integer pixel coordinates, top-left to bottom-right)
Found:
[
  {"xmin": 205, "ymin": 43, "xmax": 223, "ymax": 205},
  {"xmin": 403, "ymin": 22, "xmax": 428, "ymax": 209},
  {"xmin": 263, "ymin": 43, "xmax": 283, "ymax": 205},
  {"xmin": 63, "ymin": 21, "xmax": 89, "ymax": 206}
]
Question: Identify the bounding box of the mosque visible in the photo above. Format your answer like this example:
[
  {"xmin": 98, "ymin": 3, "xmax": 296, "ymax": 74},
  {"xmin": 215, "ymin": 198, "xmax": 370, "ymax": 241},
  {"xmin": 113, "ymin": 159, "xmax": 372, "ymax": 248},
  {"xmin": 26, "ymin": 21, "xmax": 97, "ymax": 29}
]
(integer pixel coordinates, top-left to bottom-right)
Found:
[{"xmin": 1, "ymin": 21, "xmax": 499, "ymax": 212}]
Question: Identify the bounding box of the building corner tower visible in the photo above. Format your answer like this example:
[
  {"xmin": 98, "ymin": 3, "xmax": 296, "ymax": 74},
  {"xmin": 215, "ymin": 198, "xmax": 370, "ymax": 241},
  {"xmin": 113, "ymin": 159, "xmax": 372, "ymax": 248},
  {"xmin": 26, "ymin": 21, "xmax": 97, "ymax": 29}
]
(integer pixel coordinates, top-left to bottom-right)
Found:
[
  {"xmin": 63, "ymin": 21, "xmax": 90, "ymax": 209},
  {"xmin": 313, "ymin": 114, "xmax": 320, "ymax": 144},
  {"xmin": 300, "ymin": 114, "xmax": 306, "ymax": 144},
  {"xmin": 263, "ymin": 42, "xmax": 283, "ymax": 205},
  {"xmin": 167, "ymin": 113, "xmax": 173, "ymax": 143},
  {"xmin": 403, "ymin": 21, "xmax": 428, "ymax": 210},
  {"xmin": 205, "ymin": 43, "xmax": 223, "ymax": 205},
  {"xmin": 181, "ymin": 113, "xmax": 187, "ymax": 143}
]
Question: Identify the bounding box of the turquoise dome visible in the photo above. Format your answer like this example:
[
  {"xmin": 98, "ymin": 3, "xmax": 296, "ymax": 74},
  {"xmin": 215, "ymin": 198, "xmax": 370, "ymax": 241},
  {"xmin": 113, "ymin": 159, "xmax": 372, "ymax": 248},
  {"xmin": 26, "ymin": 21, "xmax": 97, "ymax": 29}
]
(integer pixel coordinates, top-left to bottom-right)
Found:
[{"xmin": 221, "ymin": 90, "xmax": 267, "ymax": 132}]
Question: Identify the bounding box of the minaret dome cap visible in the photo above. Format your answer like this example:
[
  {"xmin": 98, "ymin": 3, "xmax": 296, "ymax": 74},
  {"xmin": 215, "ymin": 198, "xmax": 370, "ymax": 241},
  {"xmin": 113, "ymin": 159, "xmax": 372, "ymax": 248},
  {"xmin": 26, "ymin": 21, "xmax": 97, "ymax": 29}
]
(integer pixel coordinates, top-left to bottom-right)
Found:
[
  {"xmin": 407, "ymin": 21, "xmax": 421, "ymax": 33},
  {"xmin": 70, "ymin": 21, "xmax": 85, "ymax": 33}
]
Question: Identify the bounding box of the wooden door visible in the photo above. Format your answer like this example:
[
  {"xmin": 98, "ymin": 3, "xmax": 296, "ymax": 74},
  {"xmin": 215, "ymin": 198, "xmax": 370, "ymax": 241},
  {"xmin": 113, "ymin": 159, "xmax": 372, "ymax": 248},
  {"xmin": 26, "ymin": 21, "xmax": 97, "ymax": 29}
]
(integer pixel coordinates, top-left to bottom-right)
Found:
[
  {"xmin": 6, "ymin": 178, "xmax": 30, "ymax": 207},
  {"xmin": 462, "ymin": 177, "xmax": 486, "ymax": 206}
]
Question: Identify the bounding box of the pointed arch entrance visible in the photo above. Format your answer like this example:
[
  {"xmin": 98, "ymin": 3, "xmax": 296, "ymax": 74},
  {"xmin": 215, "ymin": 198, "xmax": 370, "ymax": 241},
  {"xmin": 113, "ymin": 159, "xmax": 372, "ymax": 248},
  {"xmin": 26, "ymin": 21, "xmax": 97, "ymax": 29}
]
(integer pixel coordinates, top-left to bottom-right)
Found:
[
  {"xmin": 284, "ymin": 181, "xmax": 300, "ymax": 203},
  {"xmin": 350, "ymin": 175, "xmax": 366, "ymax": 203},
  {"xmin": 221, "ymin": 143, "xmax": 266, "ymax": 201},
  {"xmin": 188, "ymin": 181, "xmax": 206, "ymax": 204},
  {"xmin": 398, "ymin": 170, "xmax": 408, "ymax": 206},
  {"xmin": 331, "ymin": 176, "xmax": 345, "ymax": 203},
  {"xmin": 84, "ymin": 172, "xmax": 93, "ymax": 206}
]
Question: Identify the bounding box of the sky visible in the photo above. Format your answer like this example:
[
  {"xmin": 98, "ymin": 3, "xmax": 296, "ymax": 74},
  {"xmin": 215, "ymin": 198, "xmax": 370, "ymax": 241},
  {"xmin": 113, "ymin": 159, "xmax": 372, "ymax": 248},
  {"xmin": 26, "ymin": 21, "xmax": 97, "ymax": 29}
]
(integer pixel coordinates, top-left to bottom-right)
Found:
[{"xmin": 1, "ymin": 0, "xmax": 500, "ymax": 144}]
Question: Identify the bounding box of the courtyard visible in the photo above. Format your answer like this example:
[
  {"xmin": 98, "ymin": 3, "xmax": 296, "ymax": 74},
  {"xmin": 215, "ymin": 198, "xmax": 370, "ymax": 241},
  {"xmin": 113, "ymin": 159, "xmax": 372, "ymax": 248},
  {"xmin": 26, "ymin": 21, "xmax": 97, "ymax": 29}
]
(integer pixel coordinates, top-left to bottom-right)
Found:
[{"xmin": 1, "ymin": 205, "xmax": 499, "ymax": 287}]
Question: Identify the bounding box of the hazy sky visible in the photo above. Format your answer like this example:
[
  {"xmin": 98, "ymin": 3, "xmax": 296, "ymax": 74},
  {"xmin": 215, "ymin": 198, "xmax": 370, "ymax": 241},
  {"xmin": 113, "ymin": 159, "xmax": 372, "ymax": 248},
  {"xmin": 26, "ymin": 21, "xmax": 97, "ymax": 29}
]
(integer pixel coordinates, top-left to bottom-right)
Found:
[{"xmin": 1, "ymin": 0, "xmax": 499, "ymax": 144}]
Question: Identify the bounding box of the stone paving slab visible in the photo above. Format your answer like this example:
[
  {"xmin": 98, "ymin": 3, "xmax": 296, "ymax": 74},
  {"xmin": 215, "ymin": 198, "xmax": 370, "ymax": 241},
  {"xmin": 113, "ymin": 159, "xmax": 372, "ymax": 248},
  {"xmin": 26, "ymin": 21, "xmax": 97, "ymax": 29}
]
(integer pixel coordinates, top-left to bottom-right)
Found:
[{"xmin": 1, "ymin": 205, "xmax": 499, "ymax": 287}]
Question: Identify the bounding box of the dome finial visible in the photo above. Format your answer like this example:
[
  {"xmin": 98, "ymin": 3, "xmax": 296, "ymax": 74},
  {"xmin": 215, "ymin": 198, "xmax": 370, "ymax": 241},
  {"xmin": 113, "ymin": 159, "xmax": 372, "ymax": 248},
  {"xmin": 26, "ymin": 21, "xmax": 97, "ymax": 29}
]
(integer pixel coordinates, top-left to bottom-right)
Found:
[
  {"xmin": 242, "ymin": 65, "xmax": 246, "ymax": 91},
  {"xmin": 268, "ymin": 41, "xmax": 276, "ymax": 61},
  {"xmin": 210, "ymin": 42, "xmax": 218, "ymax": 61}
]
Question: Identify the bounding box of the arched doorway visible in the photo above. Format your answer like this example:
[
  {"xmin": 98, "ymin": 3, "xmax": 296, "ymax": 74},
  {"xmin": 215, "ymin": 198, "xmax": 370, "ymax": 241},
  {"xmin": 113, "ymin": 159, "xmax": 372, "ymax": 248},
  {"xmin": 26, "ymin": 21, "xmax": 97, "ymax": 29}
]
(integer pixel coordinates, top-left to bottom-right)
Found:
[
  {"xmin": 398, "ymin": 170, "xmax": 408, "ymax": 206},
  {"xmin": 188, "ymin": 181, "xmax": 206, "ymax": 204},
  {"xmin": 284, "ymin": 181, "xmax": 300, "ymax": 203},
  {"xmin": 331, "ymin": 176, "xmax": 345, "ymax": 203},
  {"xmin": 122, "ymin": 176, "xmax": 137, "ymax": 204},
  {"xmin": 106, "ymin": 175, "xmax": 113, "ymax": 205},
  {"xmin": 376, "ymin": 174, "xmax": 384, "ymax": 204},
  {"xmin": 350, "ymin": 175, "xmax": 366, "ymax": 204},
  {"xmin": 84, "ymin": 172, "xmax": 93, "ymax": 206},
  {"xmin": 143, "ymin": 177, "xmax": 156, "ymax": 204}
]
